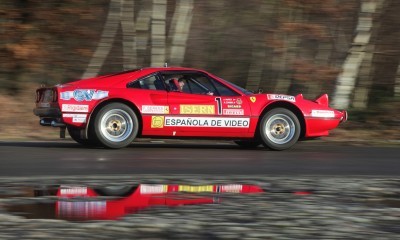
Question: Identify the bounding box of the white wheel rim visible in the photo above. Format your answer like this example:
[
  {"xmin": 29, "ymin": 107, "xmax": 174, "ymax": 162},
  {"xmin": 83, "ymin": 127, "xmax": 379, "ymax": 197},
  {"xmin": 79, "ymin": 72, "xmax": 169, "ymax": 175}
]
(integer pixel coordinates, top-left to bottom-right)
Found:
[
  {"xmin": 100, "ymin": 109, "xmax": 133, "ymax": 142},
  {"xmin": 265, "ymin": 114, "xmax": 295, "ymax": 145}
]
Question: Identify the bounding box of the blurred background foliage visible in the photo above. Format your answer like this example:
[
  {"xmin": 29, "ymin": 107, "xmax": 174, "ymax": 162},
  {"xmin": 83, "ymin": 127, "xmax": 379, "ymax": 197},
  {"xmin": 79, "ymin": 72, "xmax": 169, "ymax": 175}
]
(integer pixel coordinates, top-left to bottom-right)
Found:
[{"xmin": 0, "ymin": 0, "xmax": 399, "ymax": 140}]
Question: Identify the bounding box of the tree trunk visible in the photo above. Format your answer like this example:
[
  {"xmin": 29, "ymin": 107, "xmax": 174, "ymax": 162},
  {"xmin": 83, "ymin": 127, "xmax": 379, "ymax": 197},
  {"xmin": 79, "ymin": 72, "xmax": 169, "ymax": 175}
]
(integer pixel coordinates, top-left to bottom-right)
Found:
[
  {"xmin": 395, "ymin": 63, "xmax": 400, "ymax": 97},
  {"xmin": 352, "ymin": 0, "xmax": 385, "ymax": 109},
  {"xmin": 245, "ymin": 0, "xmax": 274, "ymax": 91},
  {"xmin": 150, "ymin": 0, "xmax": 167, "ymax": 67},
  {"xmin": 136, "ymin": 0, "xmax": 152, "ymax": 66},
  {"xmin": 332, "ymin": 0, "xmax": 382, "ymax": 109},
  {"xmin": 167, "ymin": 0, "xmax": 194, "ymax": 66},
  {"xmin": 82, "ymin": 0, "xmax": 121, "ymax": 78},
  {"xmin": 120, "ymin": 0, "xmax": 137, "ymax": 70},
  {"xmin": 368, "ymin": 0, "xmax": 400, "ymax": 103},
  {"xmin": 273, "ymin": 5, "xmax": 302, "ymax": 94}
]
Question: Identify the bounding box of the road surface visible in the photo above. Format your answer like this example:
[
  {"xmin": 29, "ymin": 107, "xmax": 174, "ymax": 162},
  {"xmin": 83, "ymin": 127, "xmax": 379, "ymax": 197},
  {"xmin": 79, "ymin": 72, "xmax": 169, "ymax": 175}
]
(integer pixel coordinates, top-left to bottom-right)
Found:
[{"xmin": 0, "ymin": 140, "xmax": 399, "ymax": 176}]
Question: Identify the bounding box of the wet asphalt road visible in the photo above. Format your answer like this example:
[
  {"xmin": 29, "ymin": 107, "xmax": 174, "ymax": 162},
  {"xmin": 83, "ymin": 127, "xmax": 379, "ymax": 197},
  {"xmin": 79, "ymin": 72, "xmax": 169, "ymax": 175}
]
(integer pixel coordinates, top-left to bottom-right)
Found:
[{"xmin": 0, "ymin": 140, "xmax": 399, "ymax": 177}]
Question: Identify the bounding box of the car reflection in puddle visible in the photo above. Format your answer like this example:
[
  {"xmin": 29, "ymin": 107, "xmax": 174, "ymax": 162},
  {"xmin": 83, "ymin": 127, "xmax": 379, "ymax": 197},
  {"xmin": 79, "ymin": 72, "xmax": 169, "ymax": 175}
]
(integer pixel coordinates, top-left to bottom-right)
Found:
[{"xmin": 2, "ymin": 183, "xmax": 272, "ymax": 221}]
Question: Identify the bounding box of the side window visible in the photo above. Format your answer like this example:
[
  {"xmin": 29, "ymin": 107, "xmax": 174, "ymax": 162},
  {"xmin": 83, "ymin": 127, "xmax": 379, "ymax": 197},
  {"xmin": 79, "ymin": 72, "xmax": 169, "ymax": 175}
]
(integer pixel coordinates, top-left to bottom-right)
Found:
[
  {"xmin": 127, "ymin": 75, "xmax": 166, "ymax": 90},
  {"xmin": 210, "ymin": 79, "xmax": 239, "ymax": 96},
  {"xmin": 190, "ymin": 75, "xmax": 217, "ymax": 94},
  {"xmin": 187, "ymin": 74, "xmax": 239, "ymax": 96},
  {"xmin": 160, "ymin": 72, "xmax": 239, "ymax": 96}
]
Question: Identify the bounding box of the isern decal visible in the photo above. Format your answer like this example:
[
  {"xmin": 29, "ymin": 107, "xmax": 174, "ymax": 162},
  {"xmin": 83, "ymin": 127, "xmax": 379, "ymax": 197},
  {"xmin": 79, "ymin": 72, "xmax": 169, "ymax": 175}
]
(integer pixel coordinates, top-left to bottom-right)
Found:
[
  {"xmin": 178, "ymin": 185, "xmax": 214, "ymax": 192},
  {"xmin": 164, "ymin": 117, "xmax": 250, "ymax": 128},
  {"xmin": 180, "ymin": 105, "xmax": 215, "ymax": 114}
]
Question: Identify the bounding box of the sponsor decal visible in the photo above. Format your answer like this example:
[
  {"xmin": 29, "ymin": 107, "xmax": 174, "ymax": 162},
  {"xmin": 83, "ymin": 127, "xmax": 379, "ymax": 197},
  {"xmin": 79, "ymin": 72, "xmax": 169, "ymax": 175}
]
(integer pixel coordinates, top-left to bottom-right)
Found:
[
  {"xmin": 311, "ymin": 110, "xmax": 335, "ymax": 118},
  {"xmin": 180, "ymin": 105, "xmax": 215, "ymax": 114},
  {"xmin": 60, "ymin": 187, "xmax": 87, "ymax": 195},
  {"xmin": 250, "ymin": 96, "xmax": 257, "ymax": 103},
  {"xmin": 223, "ymin": 109, "xmax": 244, "ymax": 115},
  {"xmin": 140, "ymin": 184, "xmax": 167, "ymax": 194},
  {"xmin": 151, "ymin": 116, "xmax": 165, "ymax": 128},
  {"xmin": 267, "ymin": 94, "xmax": 296, "ymax": 102},
  {"xmin": 178, "ymin": 185, "xmax": 214, "ymax": 192},
  {"xmin": 60, "ymin": 89, "xmax": 109, "ymax": 101},
  {"xmin": 142, "ymin": 105, "xmax": 169, "ymax": 114},
  {"xmin": 58, "ymin": 201, "xmax": 106, "ymax": 216},
  {"xmin": 63, "ymin": 114, "xmax": 87, "ymax": 123},
  {"xmin": 62, "ymin": 104, "xmax": 89, "ymax": 113},
  {"xmin": 217, "ymin": 184, "xmax": 243, "ymax": 193},
  {"xmin": 164, "ymin": 117, "xmax": 250, "ymax": 128},
  {"xmin": 223, "ymin": 98, "xmax": 243, "ymax": 105},
  {"xmin": 227, "ymin": 105, "xmax": 242, "ymax": 109}
]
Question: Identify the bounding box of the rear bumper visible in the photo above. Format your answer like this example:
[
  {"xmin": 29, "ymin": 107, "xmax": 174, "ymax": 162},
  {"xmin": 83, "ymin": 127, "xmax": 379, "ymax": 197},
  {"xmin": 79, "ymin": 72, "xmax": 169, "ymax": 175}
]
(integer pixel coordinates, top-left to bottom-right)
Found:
[
  {"xmin": 33, "ymin": 107, "xmax": 62, "ymax": 118},
  {"xmin": 33, "ymin": 107, "xmax": 65, "ymax": 127}
]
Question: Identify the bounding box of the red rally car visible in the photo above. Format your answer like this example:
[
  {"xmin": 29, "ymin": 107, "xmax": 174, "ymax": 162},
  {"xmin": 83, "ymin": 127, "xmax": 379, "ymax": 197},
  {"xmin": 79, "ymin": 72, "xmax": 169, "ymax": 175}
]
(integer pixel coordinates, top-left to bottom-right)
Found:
[{"xmin": 34, "ymin": 67, "xmax": 347, "ymax": 150}]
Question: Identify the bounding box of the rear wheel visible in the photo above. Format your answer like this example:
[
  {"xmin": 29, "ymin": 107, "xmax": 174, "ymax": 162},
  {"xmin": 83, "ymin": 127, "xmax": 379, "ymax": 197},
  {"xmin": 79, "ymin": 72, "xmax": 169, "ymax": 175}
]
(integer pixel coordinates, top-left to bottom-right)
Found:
[
  {"xmin": 93, "ymin": 103, "xmax": 139, "ymax": 149},
  {"xmin": 94, "ymin": 186, "xmax": 136, "ymax": 197},
  {"xmin": 259, "ymin": 108, "xmax": 300, "ymax": 150},
  {"xmin": 67, "ymin": 126, "xmax": 93, "ymax": 146}
]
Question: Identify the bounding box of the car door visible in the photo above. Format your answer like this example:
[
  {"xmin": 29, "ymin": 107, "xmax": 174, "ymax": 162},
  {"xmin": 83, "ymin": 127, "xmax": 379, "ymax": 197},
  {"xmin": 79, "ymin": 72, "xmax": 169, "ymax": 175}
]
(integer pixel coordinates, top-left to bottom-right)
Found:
[
  {"xmin": 126, "ymin": 73, "xmax": 173, "ymax": 136},
  {"xmin": 162, "ymin": 71, "xmax": 252, "ymax": 137}
]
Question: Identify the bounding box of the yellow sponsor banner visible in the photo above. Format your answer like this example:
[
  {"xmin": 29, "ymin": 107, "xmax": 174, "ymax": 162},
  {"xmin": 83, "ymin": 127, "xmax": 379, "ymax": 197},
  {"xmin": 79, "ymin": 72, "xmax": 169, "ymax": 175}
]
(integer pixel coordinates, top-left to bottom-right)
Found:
[
  {"xmin": 178, "ymin": 185, "xmax": 214, "ymax": 192},
  {"xmin": 180, "ymin": 105, "xmax": 215, "ymax": 114},
  {"xmin": 151, "ymin": 116, "xmax": 164, "ymax": 128}
]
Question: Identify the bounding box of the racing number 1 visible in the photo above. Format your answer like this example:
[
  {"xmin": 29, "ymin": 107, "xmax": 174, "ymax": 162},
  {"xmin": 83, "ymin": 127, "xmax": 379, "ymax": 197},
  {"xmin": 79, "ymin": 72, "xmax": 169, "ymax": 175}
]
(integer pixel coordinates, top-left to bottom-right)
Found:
[{"xmin": 215, "ymin": 97, "xmax": 222, "ymax": 115}]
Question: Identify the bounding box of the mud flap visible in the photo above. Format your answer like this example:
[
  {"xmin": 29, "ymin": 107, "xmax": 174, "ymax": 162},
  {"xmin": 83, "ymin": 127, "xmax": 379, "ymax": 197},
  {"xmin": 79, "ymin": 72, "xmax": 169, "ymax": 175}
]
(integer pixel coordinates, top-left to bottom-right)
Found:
[{"xmin": 60, "ymin": 127, "xmax": 66, "ymax": 138}]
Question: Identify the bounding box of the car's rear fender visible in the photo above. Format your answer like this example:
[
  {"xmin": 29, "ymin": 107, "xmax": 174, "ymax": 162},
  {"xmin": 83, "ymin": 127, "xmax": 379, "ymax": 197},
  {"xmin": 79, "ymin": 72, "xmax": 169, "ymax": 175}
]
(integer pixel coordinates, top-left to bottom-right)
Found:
[
  {"xmin": 84, "ymin": 98, "xmax": 142, "ymax": 140},
  {"xmin": 258, "ymin": 101, "xmax": 306, "ymax": 139}
]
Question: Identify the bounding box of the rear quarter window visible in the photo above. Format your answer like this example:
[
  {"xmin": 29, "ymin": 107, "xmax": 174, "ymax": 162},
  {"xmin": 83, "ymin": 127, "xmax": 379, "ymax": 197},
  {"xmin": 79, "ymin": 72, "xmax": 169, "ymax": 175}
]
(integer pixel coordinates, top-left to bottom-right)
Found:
[{"xmin": 127, "ymin": 75, "xmax": 166, "ymax": 90}]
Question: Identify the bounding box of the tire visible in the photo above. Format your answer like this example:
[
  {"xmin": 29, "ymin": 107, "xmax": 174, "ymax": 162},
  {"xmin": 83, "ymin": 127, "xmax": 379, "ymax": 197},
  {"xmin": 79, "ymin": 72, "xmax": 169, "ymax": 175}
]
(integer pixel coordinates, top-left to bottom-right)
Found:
[
  {"xmin": 259, "ymin": 108, "xmax": 300, "ymax": 151},
  {"xmin": 67, "ymin": 126, "xmax": 94, "ymax": 146},
  {"xmin": 93, "ymin": 103, "xmax": 139, "ymax": 149},
  {"xmin": 234, "ymin": 140, "xmax": 261, "ymax": 148},
  {"xmin": 94, "ymin": 186, "xmax": 136, "ymax": 197}
]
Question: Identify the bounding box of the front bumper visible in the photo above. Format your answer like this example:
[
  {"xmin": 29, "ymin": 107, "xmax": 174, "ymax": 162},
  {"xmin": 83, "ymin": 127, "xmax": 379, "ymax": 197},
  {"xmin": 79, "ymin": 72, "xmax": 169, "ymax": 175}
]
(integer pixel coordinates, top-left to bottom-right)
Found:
[{"xmin": 340, "ymin": 110, "xmax": 348, "ymax": 123}]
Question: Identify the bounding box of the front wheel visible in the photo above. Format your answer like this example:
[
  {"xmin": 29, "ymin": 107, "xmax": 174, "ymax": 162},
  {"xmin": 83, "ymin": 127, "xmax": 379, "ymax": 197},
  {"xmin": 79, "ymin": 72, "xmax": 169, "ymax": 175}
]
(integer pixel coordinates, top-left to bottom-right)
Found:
[
  {"xmin": 93, "ymin": 103, "xmax": 139, "ymax": 149},
  {"xmin": 259, "ymin": 108, "xmax": 300, "ymax": 151}
]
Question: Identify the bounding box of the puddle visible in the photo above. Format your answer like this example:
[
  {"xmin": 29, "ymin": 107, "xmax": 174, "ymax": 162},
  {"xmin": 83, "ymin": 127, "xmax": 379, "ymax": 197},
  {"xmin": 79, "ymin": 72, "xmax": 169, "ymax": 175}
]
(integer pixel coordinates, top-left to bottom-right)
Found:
[
  {"xmin": 1, "ymin": 183, "xmax": 315, "ymax": 221},
  {"xmin": 1, "ymin": 183, "xmax": 264, "ymax": 221}
]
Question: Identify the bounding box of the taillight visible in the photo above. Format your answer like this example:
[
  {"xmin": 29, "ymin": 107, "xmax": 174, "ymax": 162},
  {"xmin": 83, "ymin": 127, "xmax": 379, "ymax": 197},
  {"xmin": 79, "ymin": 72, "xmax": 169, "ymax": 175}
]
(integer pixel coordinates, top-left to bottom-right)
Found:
[
  {"xmin": 53, "ymin": 89, "xmax": 58, "ymax": 102},
  {"xmin": 36, "ymin": 90, "xmax": 40, "ymax": 103}
]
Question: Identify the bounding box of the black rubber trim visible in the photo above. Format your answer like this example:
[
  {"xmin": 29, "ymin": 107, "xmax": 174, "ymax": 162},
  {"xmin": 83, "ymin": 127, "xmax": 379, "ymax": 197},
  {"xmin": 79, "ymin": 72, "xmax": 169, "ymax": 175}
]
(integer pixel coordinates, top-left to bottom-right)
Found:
[{"xmin": 33, "ymin": 107, "xmax": 62, "ymax": 117}]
